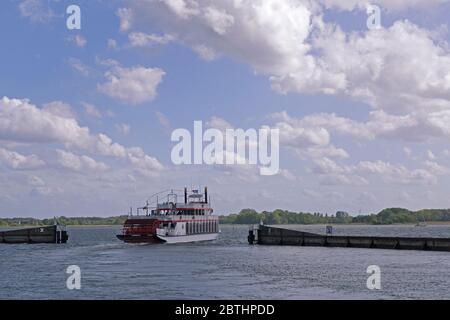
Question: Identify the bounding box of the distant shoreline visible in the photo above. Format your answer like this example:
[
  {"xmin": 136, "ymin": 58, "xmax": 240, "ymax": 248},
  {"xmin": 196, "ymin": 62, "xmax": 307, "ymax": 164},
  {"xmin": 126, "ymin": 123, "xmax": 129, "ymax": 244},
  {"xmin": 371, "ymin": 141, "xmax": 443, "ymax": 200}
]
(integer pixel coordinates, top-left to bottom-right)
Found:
[
  {"xmin": 2, "ymin": 222, "xmax": 450, "ymax": 228},
  {"xmin": 2, "ymin": 208, "xmax": 450, "ymax": 227}
]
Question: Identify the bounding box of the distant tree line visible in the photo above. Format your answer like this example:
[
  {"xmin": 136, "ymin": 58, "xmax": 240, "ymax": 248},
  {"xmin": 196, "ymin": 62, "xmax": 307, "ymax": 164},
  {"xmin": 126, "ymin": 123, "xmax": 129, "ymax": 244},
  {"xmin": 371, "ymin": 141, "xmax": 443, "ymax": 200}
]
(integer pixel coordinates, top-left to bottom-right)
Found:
[
  {"xmin": 1, "ymin": 208, "xmax": 450, "ymax": 227},
  {"xmin": 0, "ymin": 216, "xmax": 128, "ymax": 227},
  {"xmin": 218, "ymin": 208, "xmax": 450, "ymax": 225}
]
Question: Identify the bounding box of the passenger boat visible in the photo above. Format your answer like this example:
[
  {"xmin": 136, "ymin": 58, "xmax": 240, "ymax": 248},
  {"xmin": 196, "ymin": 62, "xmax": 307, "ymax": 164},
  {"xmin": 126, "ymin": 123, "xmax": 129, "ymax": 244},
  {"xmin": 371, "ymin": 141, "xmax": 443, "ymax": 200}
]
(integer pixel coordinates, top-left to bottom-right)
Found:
[{"xmin": 116, "ymin": 187, "xmax": 219, "ymax": 244}]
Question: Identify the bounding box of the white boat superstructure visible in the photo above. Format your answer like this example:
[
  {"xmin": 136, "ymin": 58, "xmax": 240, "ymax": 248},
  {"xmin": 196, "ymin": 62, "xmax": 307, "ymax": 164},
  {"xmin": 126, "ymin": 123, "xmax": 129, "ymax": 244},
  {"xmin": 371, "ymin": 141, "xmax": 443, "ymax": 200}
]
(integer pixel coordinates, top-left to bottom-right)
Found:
[{"xmin": 117, "ymin": 187, "xmax": 219, "ymax": 244}]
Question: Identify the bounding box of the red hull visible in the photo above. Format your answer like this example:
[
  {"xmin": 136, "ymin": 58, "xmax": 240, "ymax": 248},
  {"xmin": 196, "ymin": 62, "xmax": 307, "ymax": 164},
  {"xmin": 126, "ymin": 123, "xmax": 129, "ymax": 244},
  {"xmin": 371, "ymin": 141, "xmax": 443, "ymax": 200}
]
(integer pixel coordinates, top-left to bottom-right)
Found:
[
  {"xmin": 116, "ymin": 234, "xmax": 163, "ymax": 243},
  {"xmin": 117, "ymin": 218, "xmax": 162, "ymax": 243}
]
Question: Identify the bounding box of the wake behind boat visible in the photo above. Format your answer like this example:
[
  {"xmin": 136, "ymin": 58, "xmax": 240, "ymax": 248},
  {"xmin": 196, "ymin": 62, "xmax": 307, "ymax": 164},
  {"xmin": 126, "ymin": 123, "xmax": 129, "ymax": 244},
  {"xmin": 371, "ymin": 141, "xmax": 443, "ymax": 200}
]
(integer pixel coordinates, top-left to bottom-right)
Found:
[{"xmin": 116, "ymin": 187, "xmax": 219, "ymax": 244}]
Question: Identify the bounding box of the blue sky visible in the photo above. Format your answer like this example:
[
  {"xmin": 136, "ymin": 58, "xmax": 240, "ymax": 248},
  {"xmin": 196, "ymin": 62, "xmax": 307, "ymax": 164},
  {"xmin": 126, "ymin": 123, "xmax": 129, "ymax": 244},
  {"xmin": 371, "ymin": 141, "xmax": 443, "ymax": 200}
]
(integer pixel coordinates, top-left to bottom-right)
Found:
[{"xmin": 1, "ymin": 0, "xmax": 450, "ymax": 218}]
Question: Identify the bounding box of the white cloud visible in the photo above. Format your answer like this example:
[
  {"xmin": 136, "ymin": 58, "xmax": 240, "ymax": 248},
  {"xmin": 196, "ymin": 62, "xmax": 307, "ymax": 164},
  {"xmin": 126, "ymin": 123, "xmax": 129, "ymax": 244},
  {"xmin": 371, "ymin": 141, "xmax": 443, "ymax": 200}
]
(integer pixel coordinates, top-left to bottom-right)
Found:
[
  {"xmin": 98, "ymin": 64, "xmax": 166, "ymax": 105},
  {"xmin": 126, "ymin": 147, "xmax": 165, "ymax": 176},
  {"xmin": 155, "ymin": 111, "xmax": 171, "ymax": 130},
  {"xmin": 268, "ymin": 111, "xmax": 348, "ymax": 160},
  {"xmin": 117, "ymin": 7, "xmax": 133, "ymax": 32},
  {"xmin": 424, "ymin": 160, "xmax": 450, "ymax": 175},
  {"xmin": 67, "ymin": 34, "xmax": 87, "ymax": 48},
  {"xmin": 19, "ymin": 0, "xmax": 55, "ymax": 23},
  {"xmin": 42, "ymin": 101, "xmax": 77, "ymax": 119},
  {"xmin": 0, "ymin": 147, "xmax": 44, "ymax": 170},
  {"xmin": 126, "ymin": 0, "xmax": 312, "ymax": 71},
  {"xmin": 107, "ymin": 38, "xmax": 118, "ymax": 50},
  {"xmin": 163, "ymin": 0, "xmax": 200, "ymax": 19},
  {"xmin": 319, "ymin": 174, "xmax": 367, "ymax": 186},
  {"xmin": 205, "ymin": 116, "xmax": 233, "ymax": 131},
  {"xmin": 0, "ymin": 97, "xmax": 165, "ymax": 175},
  {"xmin": 128, "ymin": 32, "xmax": 175, "ymax": 47},
  {"xmin": 270, "ymin": 110, "xmax": 450, "ymax": 144},
  {"xmin": 68, "ymin": 58, "xmax": 91, "ymax": 77},
  {"xmin": 312, "ymin": 157, "xmax": 350, "ymax": 175},
  {"xmin": 56, "ymin": 150, "xmax": 109, "ymax": 173},
  {"xmin": 192, "ymin": 44, "xmax": 218, "ymax": 61},
  {"xmin": 307, "ymin": 21, "xmax": 450, "ymax": 114},
  {"xmin": 356, "ymin": 160, "xmax": 438, "ymax": 184},
  {"xmin": 202, "ymin": 6, "xmax": 235, "ymax": 35},
  {"xmin": 27, "ymin": 175, "xmax": 63, "ymax": 197},
  {"xmin": 319, "ymin": 0, "xmax": 449, "ymax": 12},
  {"xmin": 310, "ymin": 157, "xmax": 443, "ymax": 186},
  {"xmin": 115, "ymin": 123, "xmax": 131, "ymax": 135},
  {"xmin": 124, "ymin": 1, "xmax": 450, "ymax": 122},
  {"xmin": 82, "ymin": 102, "xmax": 102, "ymax": 118},
  {"xmin": 403, "ymin": 147, "xmax": 412, "ymax": 157}
]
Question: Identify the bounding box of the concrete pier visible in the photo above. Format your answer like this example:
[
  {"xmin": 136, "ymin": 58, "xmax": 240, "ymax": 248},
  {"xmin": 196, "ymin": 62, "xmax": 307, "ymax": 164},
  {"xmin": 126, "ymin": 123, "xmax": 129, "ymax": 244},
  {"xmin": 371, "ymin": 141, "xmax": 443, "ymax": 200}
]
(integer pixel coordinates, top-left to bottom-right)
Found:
[{"xmin": 251, "ymin": 225, "xmax": 450, "ymax": 252}]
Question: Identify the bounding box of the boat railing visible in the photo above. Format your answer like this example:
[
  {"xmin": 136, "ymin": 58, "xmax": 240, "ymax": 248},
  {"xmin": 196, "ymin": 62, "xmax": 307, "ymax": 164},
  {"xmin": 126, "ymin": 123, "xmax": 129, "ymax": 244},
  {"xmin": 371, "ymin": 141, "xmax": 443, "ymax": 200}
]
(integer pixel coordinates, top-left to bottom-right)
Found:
[{"xmin": 128, "ymin": 188, "xmax": 209, "ymax": 216}]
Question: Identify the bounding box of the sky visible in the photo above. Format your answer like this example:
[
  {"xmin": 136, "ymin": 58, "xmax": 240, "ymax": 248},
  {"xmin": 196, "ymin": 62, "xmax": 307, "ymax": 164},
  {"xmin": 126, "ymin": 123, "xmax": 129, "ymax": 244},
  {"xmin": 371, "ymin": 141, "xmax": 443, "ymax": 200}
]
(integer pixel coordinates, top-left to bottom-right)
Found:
[{"xmin": 1, "ymin": 0, "xmax": 450, "ymax": 218}]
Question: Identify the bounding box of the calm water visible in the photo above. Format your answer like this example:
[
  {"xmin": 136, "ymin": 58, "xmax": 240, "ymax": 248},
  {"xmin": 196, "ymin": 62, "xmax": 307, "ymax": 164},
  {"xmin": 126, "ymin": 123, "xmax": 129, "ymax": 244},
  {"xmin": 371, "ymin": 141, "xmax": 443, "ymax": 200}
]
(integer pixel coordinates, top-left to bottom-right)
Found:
[{"xmin": 0, "ymin": 224, "xmax": 449, "ymax": 300}]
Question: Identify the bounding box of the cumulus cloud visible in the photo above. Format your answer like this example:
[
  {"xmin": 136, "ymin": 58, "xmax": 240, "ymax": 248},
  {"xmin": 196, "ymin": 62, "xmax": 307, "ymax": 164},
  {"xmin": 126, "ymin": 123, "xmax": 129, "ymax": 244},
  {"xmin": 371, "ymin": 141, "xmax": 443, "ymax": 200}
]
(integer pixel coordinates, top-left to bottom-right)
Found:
[
  {"xmin": 0, "ymin": 148, "xmax": 45, "ymax": 170},
  {"xmin": 56, "ymin": 150, "xmax": 109, "ymax": 173},
  {"xmin": 311, "ymin": 157, "xmax": 443, "ymax": 186},
  {"xmin": 117, "ymin": 7, "xmax": 134, "ymax": 32},
  {"xmin": 82, "ymin": 102, "xmax": 103, "ymax": 119},
  {"xmin": 270, "ymin": 110, "xmax": 450, "ymax": 144},
  {"xmin": 205, "ymin": 116, "xmax": 233, "ymax": 131},
  {"xmin": 67, "ymin": 58, "xmax": 92, "ymax": 77},
  {"xmin": 122, "ymin": 1, "xmax": 450, "ymax": 120},
  {"xmin": 98, "ymin": 64, "xmax": 166, "ymax": 105},
  {"xmin": 42, "ymin": 101, "xmax": 77, "ymax": 119},
  {"xmin": 319, "ymin": 0, "xmax": 450, "ymax": 11},
  {"xmin": 155, "ymin": 111, "xmax": 171, "ymax": 130},
  {"xmin": 115, "ymin": 123, "xmax": 131, "ymax": 135},
  {"xmin": 356, "ymin": 160, "xmax": 439, "ymax": 184},
  {"xmin": 268, "ymin": 111, "xmax": 348, "ymax": 160},
  {"xmin": 67, "ymin": 34, "xmax": 87, "ymax": 48},
  {"xmin": 27, "ymin": 175, "xmax": 63, "ymax": 197},
  {"xmin": 128, "ymin": 32, "xmax": 175, "ymax": 47},
  {"xmin": 307, "ymin": 21, "xmax": 450, "ymax": 114},
  {"xmin": 192, "ymin": 44, "xmax": 218, "ymax": 61},
  {"xmin": 0, "ymin": 97, "xmax": 165, "ymax": 175},
  {"xmin": 125, "ymin": 0, "xmax": 313, "ymax": 72},
  {"xmin": 107, "ymin": 38, "xmax": 118, "ymax": 50},
  {"xmin": 19, "ymin": 0, "xmax": 55, "ymax": 23}
]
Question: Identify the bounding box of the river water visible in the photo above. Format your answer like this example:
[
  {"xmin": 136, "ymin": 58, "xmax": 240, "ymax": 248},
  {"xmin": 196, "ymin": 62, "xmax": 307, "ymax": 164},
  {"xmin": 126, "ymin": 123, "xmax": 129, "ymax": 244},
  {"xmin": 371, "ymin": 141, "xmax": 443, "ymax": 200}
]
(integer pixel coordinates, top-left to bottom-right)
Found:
[{"xmin": 0, "ymin": 224, "xmax": 449, "ymax": 299}]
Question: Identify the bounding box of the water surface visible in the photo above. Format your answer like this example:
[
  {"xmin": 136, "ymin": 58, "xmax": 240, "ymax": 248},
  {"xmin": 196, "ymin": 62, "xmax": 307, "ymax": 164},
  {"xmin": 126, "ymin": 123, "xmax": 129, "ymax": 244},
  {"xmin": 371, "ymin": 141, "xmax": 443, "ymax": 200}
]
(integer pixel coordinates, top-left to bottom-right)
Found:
[{"xmin": 0, "ymin": 224, "xmax": 449, "ymax": 299}]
